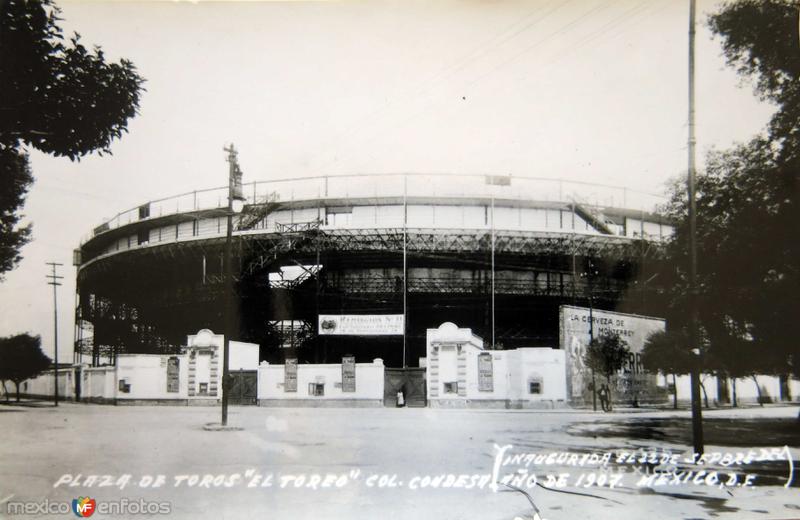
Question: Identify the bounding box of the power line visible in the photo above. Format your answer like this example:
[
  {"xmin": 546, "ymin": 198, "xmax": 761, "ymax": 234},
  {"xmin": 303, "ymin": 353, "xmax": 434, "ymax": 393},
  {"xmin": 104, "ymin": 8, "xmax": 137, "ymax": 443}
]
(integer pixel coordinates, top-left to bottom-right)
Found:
[
  {"xmin": 463, "ymin": 0, "xmax": 614, "ymax": 89},
  {"xmin": 342, "ymin": 1, "xmax": 628, "ymax": 173},
  {"xmin": 312, "ymin": 0, "xmax": 581, "ymax": 174},
  {"xmin": 348, "ymin": 0, "xmax": 671, "ymax": 174}
]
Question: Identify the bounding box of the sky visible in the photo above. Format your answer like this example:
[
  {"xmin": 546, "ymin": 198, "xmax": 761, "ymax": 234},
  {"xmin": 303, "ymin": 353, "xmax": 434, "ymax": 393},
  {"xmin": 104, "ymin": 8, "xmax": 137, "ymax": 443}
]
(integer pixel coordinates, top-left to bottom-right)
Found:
[{"xmin": 0, "ymin": 0, "xmax": 777, "ymax": 361}]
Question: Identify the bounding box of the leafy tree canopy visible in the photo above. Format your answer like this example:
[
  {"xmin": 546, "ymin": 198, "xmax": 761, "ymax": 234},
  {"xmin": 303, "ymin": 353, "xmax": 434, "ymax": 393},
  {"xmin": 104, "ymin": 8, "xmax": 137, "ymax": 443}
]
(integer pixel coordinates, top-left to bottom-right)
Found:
[
  {"xmin": 661, "ymin": 141, "xmax": 798, "ymax": 376},
  {"xmin": 0, "ymin": 147, "xmax": 32, "ymax": 276},
  {"xmin": 0, "ymin": 333, "xmax": 52, "ymax": 401},
  {"xmin": 708, "ymin": 0, "xmax": 800, "ymax": 159},
  {"xmin": 0, "ymin": 0, "xmax": 144, "ymax": 278},
  {"xmin": 653, "ymin": 1, "xmax": 800, "ymax": 377},
  {"xmin": 1, "ymin": 0, "xmax": 144, "ymax": 158},
  {"xmin": 583, "ymin": 331, "xmax": 630, "ymax": 382},
  {"xmin": 641, "ymin": 329, "xmax": 694, "ymax": 376}
]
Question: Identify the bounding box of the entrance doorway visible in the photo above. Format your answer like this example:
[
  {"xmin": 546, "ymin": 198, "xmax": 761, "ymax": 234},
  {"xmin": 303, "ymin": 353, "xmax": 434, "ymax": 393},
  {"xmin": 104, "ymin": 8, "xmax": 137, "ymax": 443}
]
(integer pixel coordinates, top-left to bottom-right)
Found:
[
  {"xmin": 74, "ymin": 367, "xmax": 82, "ymax": 402},
  {"xmin": 229, "ymin": 370, "xmax": 258, "ymax": 405},
  {"xmin": 384, "ymin": 368, "xmax": 426, "ymax": 407}
]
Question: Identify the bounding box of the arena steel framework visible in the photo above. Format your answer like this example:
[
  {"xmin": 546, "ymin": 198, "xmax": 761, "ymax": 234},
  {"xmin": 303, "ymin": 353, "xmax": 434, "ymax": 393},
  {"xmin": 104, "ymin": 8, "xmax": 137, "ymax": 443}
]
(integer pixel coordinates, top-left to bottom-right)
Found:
[{"xmin": 73, "ymin": 173, "xmax": 672, "ymax": 368}]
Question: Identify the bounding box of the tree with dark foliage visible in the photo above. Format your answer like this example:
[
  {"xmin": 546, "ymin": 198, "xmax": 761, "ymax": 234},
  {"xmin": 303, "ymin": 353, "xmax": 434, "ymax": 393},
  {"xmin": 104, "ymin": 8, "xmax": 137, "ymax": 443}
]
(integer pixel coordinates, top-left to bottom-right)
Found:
[
  {"xmin": 0, "ymin": 333, "xmax": 52, "ymax": 402},
  {"xmin": 0, "ymin": 147, "xmax": 32, "ymax": 276},
  {"xmin": 662, "ymin": 139, "xmax": 798, "ymax": 370},
  {"xmin": 641, "ymin": 329, "xmax": 694, "ymax": 409},
  {"xmin": 706, "ymin": 3, "xmax": 800, "ymax": 377},
  {"xmin": 0, "ymin": 0, "xmax": 144, "ymax": 278},
  {"xmin": 656, "ymin": 1, "xmax": 800, "ymax": 385},
  {"xmin": 583, "ymin": 332, "xmax": 630, "ymax": 384},
  {"xmin": 708, "ymin": 0, "xmax": 800, "ymax": 162},
  {"xmin": 583, "ymin": 332, "xmax": 630, "ymax": 411}
]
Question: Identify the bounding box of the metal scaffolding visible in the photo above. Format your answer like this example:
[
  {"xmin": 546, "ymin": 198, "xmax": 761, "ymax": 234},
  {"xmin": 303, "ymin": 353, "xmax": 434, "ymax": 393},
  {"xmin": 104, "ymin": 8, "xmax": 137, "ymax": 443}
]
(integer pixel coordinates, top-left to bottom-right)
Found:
[{"xmin": 75, "ymin": 224, "xmax": 665, "ymax": 366}]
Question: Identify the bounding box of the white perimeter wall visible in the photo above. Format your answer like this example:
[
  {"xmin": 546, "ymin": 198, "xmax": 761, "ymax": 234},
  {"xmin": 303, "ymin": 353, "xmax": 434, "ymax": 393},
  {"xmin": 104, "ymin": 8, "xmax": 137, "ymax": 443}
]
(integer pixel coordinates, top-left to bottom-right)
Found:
[
  {"xmin": 116, "ymin": 354, "xmax": 189, "ymax": 400},
  {"xmin": 18, "ymin": 368, "xmax": 74, "ymax": 398},
  {"xmin": 427, "ymin": 322, "xmax": 568, "ymax": 406},
  {"xmin": 506, "ymin": 348, "xmax": 567, "ymax": 403},
  {"xmin": 666, "ymin": 373, "xmax": 799, "ymax": 404},
  {"xmin": 464, "ymin": 346, "xmax": 510, "ymax": 400},
  {"xmin": 82, "ymin": 366, "xmax": 116, "ymax": 400},
  {"xmin": 433, "ymin": 347, "xmax": 567, "ymax": 403},
  {"xmin": 258, "ymin": 361, "xmax": 384, "ymax": 401}
]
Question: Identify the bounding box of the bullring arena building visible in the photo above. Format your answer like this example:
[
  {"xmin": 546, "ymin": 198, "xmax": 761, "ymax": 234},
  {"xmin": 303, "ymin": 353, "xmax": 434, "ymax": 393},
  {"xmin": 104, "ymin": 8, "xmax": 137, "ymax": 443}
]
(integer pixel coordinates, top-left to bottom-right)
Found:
[{"xmin": 30, "ymin": 172, "xmax": 691, "ymax": 408}]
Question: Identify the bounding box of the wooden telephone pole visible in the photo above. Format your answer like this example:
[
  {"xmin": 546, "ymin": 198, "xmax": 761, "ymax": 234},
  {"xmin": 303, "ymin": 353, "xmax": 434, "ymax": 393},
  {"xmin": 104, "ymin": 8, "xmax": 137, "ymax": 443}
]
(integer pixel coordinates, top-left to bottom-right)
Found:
[
  {"xmin": 221, "ymin": 144, "xmax": 245, "ymax": 426},
  {"xmin": 46, "ymin": 262, "xmax": 64, "ymax": 406},
  {"xmin": 687, "ymin": 0, "xmax": 704, "ymax": 456}
]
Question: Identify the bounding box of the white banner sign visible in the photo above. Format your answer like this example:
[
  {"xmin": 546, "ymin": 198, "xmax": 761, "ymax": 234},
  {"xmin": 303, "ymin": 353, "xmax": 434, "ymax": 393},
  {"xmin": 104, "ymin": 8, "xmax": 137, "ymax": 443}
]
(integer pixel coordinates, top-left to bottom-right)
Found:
[{"xmin": 318, "ymin": 314, "xmax": 404, "ymax": 336}]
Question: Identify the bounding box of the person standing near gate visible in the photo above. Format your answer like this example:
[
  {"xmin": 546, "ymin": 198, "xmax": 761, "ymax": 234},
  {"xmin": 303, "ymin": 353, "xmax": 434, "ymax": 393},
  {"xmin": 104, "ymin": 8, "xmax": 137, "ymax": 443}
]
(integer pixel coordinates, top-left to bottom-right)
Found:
[
  {"xmin": 396, "ymin": 383, "xmax": 406, "ymax": 407},
  {"xmin": 598, "ymin": 383, "xmax": 610, "ymax": 412}
]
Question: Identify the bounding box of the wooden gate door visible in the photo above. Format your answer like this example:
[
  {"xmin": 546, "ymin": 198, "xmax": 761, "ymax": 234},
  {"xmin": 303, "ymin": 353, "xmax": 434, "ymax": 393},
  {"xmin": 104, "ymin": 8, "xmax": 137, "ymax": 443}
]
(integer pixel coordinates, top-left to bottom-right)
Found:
[
  {"xmin": 384, "ymin": 368, "xmax": 427, "ymax": 407},
  {"xmin": 229, "ymin": 370, "xmax": 258, "ymax": 405},
  {"xmin": 404, "ymin": 368, "xmax": 426, "ymax": 407}
]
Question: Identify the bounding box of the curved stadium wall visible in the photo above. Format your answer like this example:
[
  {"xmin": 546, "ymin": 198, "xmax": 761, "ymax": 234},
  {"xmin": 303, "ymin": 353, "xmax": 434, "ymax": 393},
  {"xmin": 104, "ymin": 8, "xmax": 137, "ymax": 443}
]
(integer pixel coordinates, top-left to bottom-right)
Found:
[{"xmin": 74, "ymin": 173, "xmax": 671, "ymax": 368}]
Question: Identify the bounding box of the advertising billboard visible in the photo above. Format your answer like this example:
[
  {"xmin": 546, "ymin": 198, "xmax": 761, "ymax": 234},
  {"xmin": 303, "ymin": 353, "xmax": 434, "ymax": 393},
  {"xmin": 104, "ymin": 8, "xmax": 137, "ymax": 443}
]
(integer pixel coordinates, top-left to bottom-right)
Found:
[
  {"xmin": 284, "ymin": 358, "xmax": 298, "ymax": 393},
  {"xmin": 342, "ymin": 356, "xmax": 356, "ymax": 393},
  {"xmin": 318, "ymin": 314, "xmax": 404, "ymax": 336},
  {"xmin": 559, "ymin": 305, "xmax": 666, "ymax": 403}
]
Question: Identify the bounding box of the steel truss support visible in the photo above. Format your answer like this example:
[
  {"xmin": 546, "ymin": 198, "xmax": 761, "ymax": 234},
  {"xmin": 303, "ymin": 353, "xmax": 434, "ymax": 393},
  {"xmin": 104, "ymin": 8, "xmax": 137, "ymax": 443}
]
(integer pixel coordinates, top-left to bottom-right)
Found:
[{"xmin": 75, "ymin": 227, "xmax": 663, "ymax": 364}]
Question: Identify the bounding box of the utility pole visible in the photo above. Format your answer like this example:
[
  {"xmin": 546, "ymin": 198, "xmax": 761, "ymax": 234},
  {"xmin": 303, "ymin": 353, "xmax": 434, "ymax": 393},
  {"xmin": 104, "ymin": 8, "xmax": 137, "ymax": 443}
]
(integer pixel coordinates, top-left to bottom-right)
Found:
[
  {"xmin": 491, "ymin": 191, "xmax": 495, "ymax": 348},
  {"xmin": 588, "ymin": 259, "xmax": 597, "ymax": 412},
  {"xmin": 403, "ymin": 174, "xmax": 408, "ymax": 368},
  {"xmin": 221, "ymin": 144, "xmax": 245, "ymax": 426},
  {"xmin": 46, "ymin": 262, "xmax": 63, "ymax": 406},
  {"xmin": 687, "ymin": 0, "xmax": 704, "ymax": 456}
]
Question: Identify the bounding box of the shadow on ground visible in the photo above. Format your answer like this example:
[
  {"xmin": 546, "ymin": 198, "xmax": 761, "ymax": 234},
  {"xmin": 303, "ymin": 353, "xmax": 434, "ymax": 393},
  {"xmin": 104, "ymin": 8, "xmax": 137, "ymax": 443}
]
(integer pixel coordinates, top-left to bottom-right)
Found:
[
  {"xmin": 0, "ymin": 400, "xmax": 57, "ymax": 409},
  {"xmin": 568, "ymin": 417, "xmax": 799, "ymax": 488},
  {"xmin": 567, "ymin": 417, "xmax": 800, "ymax": 448}
]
